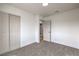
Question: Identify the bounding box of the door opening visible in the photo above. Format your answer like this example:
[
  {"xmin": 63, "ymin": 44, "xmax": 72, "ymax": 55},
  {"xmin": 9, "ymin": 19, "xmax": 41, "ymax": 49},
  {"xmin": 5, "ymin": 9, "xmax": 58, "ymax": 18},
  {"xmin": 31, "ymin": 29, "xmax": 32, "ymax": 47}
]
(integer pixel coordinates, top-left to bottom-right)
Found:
[
  {"xmin": 40, "ymin": 21, "xmax": 43, "ymax": 42},
  {"xmin": 40, "ymin": 20, "xmax": 51, "ymax": 42}
]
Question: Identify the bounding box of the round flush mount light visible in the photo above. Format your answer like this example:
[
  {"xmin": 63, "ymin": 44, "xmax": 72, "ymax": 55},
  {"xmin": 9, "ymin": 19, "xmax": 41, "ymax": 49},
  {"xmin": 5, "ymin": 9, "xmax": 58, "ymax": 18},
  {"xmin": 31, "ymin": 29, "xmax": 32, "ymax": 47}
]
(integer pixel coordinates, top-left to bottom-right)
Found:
[{"xmin": 42, "ymin": 3, "xmax": 48, "ymax": 7}]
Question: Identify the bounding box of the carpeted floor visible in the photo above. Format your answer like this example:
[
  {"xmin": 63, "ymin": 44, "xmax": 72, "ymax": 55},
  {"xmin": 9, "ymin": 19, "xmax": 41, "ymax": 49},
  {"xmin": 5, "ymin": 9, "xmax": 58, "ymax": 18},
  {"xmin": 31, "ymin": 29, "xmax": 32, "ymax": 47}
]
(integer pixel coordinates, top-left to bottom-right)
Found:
[{"xmin": 1, "ymin": 41, "xmax": 79, "ymax": 56}]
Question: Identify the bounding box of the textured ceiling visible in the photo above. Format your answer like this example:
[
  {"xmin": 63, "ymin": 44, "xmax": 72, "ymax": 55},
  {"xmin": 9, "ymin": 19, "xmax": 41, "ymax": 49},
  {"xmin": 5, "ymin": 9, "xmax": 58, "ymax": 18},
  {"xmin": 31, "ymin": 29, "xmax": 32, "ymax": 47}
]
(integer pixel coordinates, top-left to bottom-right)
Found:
[{"xmin": 9, "ymin": 3, "xmax": 79, "ymax": 17}]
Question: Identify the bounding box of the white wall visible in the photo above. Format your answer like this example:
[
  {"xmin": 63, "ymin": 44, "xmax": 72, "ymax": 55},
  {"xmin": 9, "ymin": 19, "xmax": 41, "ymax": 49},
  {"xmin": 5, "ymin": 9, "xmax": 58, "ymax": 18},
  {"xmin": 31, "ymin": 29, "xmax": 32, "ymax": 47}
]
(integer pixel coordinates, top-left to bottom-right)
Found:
[
  {"xmin": 0, "ymin": 4, "xmax": 40, "ymax": 47},
  {"xmin": 44, "ymin": 8, "xmax": 79, "ymax": 49},
  {"xmin": 34, "ymin": 15, "xmax": 40, "ymax": 43}
]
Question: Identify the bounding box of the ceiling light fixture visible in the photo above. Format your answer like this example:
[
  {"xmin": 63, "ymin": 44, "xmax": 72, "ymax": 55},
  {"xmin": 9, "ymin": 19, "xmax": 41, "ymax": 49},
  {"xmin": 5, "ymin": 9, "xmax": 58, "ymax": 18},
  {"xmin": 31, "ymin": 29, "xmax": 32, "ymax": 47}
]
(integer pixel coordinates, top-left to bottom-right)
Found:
[{"xmin": 42, "ymin": 3, "xmax": 48, "ymax": 7}]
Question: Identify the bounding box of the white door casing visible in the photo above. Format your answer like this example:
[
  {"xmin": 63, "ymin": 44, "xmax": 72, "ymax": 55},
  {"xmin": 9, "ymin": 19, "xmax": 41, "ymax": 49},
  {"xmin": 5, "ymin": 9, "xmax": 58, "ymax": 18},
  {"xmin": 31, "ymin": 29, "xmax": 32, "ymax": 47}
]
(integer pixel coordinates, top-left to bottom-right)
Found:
[{"xmin": 43, "ymin": 21, "xmax": 51, "ymax": 42}]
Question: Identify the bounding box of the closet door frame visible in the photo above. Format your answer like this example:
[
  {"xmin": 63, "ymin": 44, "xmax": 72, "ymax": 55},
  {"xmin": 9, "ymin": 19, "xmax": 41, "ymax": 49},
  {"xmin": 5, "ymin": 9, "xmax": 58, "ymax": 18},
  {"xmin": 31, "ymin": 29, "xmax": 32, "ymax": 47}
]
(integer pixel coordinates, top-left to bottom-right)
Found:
[{"xmin": 9, "ymin": 14, "xmax": 20, "ymax": 51}]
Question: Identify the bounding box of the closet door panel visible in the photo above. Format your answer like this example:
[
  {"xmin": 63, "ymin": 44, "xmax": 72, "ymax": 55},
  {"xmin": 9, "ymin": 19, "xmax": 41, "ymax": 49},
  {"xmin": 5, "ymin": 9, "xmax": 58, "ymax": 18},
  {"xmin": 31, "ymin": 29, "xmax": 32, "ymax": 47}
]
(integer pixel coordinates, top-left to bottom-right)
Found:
[
  {"xmin": 9, "ymin": 14, "xmax": 20, "ymax": 50},
  {"xmin": 0, "ymin": 12, "xmax": 9, "ymax": 54},
  {"xmin": 0, "ymin": 12, "xmax": 3, "ymax": 54}
]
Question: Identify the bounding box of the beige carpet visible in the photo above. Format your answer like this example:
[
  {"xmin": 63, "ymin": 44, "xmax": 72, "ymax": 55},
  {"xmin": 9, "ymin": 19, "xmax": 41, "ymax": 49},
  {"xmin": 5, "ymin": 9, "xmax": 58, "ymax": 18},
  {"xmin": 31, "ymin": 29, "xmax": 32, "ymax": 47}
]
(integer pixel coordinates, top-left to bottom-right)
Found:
[{"xmin": 1, "ymin": 41, "xmax": 79, "ymax": 56}]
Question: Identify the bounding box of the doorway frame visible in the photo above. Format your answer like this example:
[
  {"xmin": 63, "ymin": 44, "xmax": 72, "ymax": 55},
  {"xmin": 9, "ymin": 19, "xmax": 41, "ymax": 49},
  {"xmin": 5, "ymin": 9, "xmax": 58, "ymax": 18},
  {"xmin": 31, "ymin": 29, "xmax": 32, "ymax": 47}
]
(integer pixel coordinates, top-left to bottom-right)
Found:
[{"xmin": 39, "ymin": 20, "xmax": 51, "ymax": 42}]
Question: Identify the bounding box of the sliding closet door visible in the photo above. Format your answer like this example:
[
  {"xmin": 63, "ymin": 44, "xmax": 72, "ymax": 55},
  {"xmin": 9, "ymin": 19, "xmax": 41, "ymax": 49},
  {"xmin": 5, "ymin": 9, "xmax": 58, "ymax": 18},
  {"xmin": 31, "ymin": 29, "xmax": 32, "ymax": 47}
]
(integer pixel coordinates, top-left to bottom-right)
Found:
[
  {"xmin": 9, "ymin": 14, "xmax": 20, "ymax": 50},
  {"xmin": 0, "ymin": 12, "xmax": 9, "ymax": 54}
]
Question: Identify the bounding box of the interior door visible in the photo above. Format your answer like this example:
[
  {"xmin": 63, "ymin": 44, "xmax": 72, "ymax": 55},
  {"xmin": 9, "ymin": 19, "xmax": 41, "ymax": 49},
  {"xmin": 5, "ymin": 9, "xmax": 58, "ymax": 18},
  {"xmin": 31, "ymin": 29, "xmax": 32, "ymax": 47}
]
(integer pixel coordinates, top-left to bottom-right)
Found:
[
  {"xmin": 43, "ymin": 21, "xmax": 51, "ymax": 42},
  {"xmin": 0, "ymin": 12, "xmax": 9, "ymax": 54},
  {"xmin": 9, "ymin": 14, "xmax": 20, "ymax": 50}
]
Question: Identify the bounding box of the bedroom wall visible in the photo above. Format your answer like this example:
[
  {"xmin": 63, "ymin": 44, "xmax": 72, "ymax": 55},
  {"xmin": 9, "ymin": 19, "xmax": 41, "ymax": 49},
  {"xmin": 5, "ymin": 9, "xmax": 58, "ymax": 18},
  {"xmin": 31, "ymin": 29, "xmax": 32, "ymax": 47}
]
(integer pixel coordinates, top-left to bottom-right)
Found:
[
  {"xmin": 0, "ymin": 4, "xmax": 40, "ymax": 47},
  {"xmin": 44, "ymin": 8, "xmax": 79, "ymax": 49}
]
